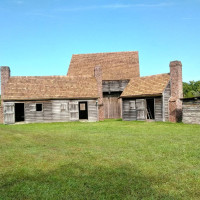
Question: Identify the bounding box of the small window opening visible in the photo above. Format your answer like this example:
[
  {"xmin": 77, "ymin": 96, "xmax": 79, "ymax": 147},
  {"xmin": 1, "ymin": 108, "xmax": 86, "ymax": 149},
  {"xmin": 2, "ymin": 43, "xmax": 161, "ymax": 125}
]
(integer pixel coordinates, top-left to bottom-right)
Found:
[
  {"xmin": 80, "ymin": 103, "xmax": 86, "ymax": 111},
  {"xmin": 146, "ymin": 99, "xmax": 155, "ymax": 119},
  {"xmin": 36, "ymin": 104, "xmax": 43, "ymax": 111}
]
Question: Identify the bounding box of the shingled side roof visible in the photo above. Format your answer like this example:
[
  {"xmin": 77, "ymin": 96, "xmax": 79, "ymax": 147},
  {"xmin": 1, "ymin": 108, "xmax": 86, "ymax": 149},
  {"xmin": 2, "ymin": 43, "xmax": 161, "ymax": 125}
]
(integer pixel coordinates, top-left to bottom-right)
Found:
[
  {"xmin": 4, "ymin": 76, "xmax": 98, "ymax": 100},
  {"xmin": 121, "ymin": 73, "xmax": 170, "ymax": 98},
  {"xmin": 67, "ymin": 51, "xmax": 140, "ymax": 80}
]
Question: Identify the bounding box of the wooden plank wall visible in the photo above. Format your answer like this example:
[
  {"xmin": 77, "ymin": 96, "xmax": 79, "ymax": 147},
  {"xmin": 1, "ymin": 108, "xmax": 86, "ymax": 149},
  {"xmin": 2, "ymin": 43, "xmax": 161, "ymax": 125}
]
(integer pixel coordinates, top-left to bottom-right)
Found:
[
  {"xmin": 122, "ymin": 97, "xmax": 163, "ymax": 121},
  {"xmin": 136, "ymin": 99, "xmax": 146, "ymax": 121},
  {"xmin": 103, "ymin": 80, "xmax": 129, "ymax": 92},
  {"xmin": 182, "ymin": 99, "xmax": 200, "ymax": 124},
  {"xmin": 52, "ymin": 100, "xmax": 70, "ymax": 122},
  {"xmin": 25, "ymin": 101, "xmax": 52, "ymax": 123},
  {"xmin": 102, "ymin": 80, "xmax": 128, "ymax": 119},
  {"xmin": 122, "ymin": 99, "xmax": 137, "ymax": 121},
  {"xmin": 88, "ymin": 100, "xmax": 98, "ymax": 122},
  {"xmin": 155, "ymin": 97, "xmax": 163, "ymax": 121},
  {"xmin": 163, "ymin": 82, "xmax": 171, "ymax": 121},
  {"xmin": 103, "ymin": 93, "xmax": 121, "ymax": 119},
  {"xmin": 69, "ymin": 100, "xmax": 79, "ymax": 121},
  {"xmin": 23, "ymin": 99, "xmax": 98, "ymax": 123},
  {"xmin": 3, "ymin": 102, "xmax": 15, "ymax": 124}
]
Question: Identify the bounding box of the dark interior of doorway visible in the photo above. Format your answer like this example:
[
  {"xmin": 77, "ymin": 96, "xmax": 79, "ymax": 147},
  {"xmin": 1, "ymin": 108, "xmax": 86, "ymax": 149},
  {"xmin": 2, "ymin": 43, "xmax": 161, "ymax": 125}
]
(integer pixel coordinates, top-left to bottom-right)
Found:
[
  {"xmin": 146, "ymin": 99, "xmax": 155, "ymax": 119},
  {"xmin": 15, "ymin": 103, "xmax": 25, "ymax": 122},
  {"xmin": 79, "ymin": 102, "xmax": 88, "ymax": 120}
]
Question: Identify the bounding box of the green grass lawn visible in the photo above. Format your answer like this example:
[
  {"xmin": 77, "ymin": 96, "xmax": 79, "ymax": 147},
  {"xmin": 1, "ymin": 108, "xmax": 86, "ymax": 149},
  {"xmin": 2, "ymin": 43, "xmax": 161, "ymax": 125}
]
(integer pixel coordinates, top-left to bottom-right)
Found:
[{"xmin": 0, "ymin": 120, "xmax": 200, "ymax": 200}]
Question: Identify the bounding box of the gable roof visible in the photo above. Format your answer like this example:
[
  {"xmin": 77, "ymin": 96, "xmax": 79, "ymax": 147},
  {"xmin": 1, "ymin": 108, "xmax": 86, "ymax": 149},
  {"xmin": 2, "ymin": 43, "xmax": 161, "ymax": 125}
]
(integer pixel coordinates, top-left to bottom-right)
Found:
[
  {"xmin": 67, "ymin": 51, "xmax": 140, "ymax": 80},
  {"xmin": 3, "ymin": 76, "xmax": 98, "ymax": 100},
  {"xmin": 121, "ymin": 73, "xmax": 170, "ymax": 98}
]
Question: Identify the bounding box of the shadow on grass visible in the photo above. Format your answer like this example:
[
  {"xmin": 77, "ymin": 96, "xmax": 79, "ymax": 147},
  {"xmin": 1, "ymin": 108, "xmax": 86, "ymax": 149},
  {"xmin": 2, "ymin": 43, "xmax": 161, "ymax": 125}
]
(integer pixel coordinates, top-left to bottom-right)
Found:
[{"xmin": 0, "ymin": 163, "xmax": 179, "ymax": 200}]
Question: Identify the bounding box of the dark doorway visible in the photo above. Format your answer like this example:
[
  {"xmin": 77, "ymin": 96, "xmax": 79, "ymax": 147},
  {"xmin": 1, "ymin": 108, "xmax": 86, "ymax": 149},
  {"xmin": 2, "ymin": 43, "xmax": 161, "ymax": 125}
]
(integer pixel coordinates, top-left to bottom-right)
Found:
[
  {"xmin": 79, "ymin": 102, "xmax": 88, "ymax": 120},
  {"xmin": 146, "ymin": 99, "xmax": 155, "ymax": 119},
  {"xmin": 15, "ymin": 103, "xmax": 25, "ymax": 122}
]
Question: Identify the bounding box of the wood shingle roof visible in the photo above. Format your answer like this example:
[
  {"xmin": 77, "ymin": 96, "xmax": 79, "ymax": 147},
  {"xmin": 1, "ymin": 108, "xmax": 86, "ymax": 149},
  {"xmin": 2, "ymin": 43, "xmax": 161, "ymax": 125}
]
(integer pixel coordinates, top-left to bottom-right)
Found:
[
  {"xmin": 4, "ymin": 76, "xmax": 98, "ymax": 100},
  {"xmin": 121, "ymin": 73, "xmax": 170, "ymax": 98},
  {"xmin": 67, "ymin": 51, "xmax": 140, "ymax": 80}
]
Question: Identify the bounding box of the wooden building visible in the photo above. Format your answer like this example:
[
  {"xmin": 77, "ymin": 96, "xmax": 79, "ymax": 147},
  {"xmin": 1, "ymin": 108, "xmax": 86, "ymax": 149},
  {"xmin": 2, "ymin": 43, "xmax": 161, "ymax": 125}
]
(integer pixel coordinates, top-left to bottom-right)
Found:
[
  {"xmin": 121, "ymin": 74, "xmax": 171, "ymax": 121},
  {"xmin": 0, "ymin": 52, "xmax": 183, "ymax": 124},
  {"xmin": 1, "ymin": 73, "xmax": 100, "ymax": 124},
  {"xmin": 1, "ymin": 51, "xmax": 140, "ymax": 124},
  {"xmin": 67, "ymin": 51, "xmax": 140, "ymax": 119},
  {"xmin": 182, "ymin": 97, "xmax": 200, "ymax": 124},
  {"xmin": 121, "ymin": 61, "xmax": 183, "ymax": 122}
]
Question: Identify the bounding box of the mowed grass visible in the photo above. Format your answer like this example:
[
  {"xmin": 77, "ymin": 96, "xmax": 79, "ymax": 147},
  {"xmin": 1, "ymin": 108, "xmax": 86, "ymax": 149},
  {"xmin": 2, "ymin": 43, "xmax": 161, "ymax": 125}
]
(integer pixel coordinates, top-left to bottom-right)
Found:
[{"xmin": 0, "ymin": 120, "xmax": 200, "ymax": 200}]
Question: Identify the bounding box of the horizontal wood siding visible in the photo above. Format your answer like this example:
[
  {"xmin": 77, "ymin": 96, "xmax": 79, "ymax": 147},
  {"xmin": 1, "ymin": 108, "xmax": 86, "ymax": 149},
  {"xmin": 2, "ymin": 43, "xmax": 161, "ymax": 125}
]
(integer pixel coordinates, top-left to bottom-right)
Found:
[
  {"xmin": 182, "ymin": 99, "xmax": 200, "ymax": 124},
  {"xmin": 15, "ymin": 99, "xmax": 98, "ymax": 123},
  {"xmin": 123, "ymin": 97, "xmax": 163, "ymax": 122},
  {"xmin": 122, "ymin": 99, "xmax": 137, "ymax": 121},
  {"xmin": 103, "ymin": 80, "xmax": 129, "ymax": 92},
  {"xmin": 163, "ymin": 82, "xmax": 171, "ymax": 121},
  {"xmin": 155, "ymin": 97, "xmax": 163, "ymax": 121},
  {"xmin": 69, "ymin": 100, "xmax": 79, "ymax": 121},
  {"xmin": 52, "ymin": 100, "xmax": 70, "ymax": 122},
  {"xmin": 25, "ymin": 101, "xmax": 52, "ymax": 123},
  {"xmin": 88, "ymin": 100, "xmax": 98, "ymax": 122}
]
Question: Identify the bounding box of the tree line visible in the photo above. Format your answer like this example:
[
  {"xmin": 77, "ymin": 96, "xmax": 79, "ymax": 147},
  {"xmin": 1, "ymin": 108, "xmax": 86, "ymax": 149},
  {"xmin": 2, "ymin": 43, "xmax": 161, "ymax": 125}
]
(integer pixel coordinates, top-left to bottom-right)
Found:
[{"xmin": 183, "ymin": 81, "xmax": 200, "ymax": 98}]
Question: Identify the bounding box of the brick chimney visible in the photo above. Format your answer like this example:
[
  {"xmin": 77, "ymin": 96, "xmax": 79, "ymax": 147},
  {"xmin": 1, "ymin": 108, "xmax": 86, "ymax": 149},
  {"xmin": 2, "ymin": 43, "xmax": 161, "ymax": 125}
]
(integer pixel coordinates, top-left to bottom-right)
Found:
[
  {"xmin": 1, "ymin": 66, "xmax": 10, "ymax": 101},
  {"xmin": 169, "ymin": 61, "xmax": 183, "ymax": 122},
  {"xmin": 0, "ymin": 66, "xmax": 10, "ymax": 123},
  {"xmin": 94, "ymin": 66, "xmax": 104, "ymax": 121}
]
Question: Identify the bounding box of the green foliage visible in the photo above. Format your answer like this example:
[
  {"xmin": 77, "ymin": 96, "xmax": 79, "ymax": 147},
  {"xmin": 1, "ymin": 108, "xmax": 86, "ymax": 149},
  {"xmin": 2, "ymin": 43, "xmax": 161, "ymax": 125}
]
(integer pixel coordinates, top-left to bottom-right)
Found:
[
  {"xmin": 183, "ymin": 80, "xmax": 200, "ymax": 98},
  {"xmin": 0, "ymin": 120, "xmax": 200, "ymax": 199}
]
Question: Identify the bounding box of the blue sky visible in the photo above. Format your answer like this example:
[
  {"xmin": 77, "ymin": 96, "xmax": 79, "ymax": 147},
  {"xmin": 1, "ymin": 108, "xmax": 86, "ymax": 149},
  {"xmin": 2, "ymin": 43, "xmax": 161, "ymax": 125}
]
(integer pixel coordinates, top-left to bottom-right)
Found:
[{"xmin": 0, "ymin": 0, "xmax": 200, "ymax": 83}]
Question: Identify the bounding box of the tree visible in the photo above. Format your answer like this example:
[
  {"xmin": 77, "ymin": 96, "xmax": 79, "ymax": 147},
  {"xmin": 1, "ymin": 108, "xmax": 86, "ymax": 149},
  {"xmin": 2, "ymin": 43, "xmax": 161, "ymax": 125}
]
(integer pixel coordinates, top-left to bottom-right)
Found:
[{"xmin": 183, "ymin": 81, "xmax": 200, "ymax": 98}]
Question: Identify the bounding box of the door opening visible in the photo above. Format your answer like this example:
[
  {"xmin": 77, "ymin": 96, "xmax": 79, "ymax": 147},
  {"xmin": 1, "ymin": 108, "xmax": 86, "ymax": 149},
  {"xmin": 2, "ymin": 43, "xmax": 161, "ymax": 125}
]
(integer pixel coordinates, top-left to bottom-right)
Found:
[
  {"xmin": 15, "ymin": 103, "xmax": 25, "ymax": 122},
  {"xmin": 79, "ymin": 102, "xmax": 88, "ymax": 120},
  {"xmin": 146, "ymin": 99, "xmax": 155, "ymax": 119}
]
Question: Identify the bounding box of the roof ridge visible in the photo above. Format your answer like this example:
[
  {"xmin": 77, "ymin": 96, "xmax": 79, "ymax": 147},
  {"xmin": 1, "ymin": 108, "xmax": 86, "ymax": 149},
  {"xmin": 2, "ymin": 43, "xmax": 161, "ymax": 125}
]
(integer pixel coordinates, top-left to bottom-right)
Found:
[
  {"xmin": 11, "ymin": 75, "xmax": 67, "ymax": 78},
  {"xmin": 139, "ymin": 73, "xmax": 170, "ymax": 79},
  {"xmin": 72, "ymin": 51, "xmax": 138, "ymax": 56},
  {"xmin": 11, "ymin": 75, "xmax": 95, "ymax": 79}
]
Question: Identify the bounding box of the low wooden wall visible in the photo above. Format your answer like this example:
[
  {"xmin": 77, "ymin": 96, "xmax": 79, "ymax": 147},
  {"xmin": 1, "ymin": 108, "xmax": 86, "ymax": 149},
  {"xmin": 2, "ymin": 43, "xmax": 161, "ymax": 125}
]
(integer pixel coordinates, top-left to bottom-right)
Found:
[
  {"xmin": 122, "ymin": 97, "xmax": 163, "ymax": 121},
  {"xmin": 182, "ymin": 98, "xmax": 200, "ymax": 124},
  {"xmin": 3, "ymin": 99, "xmax": 98, "ymax": 124}
]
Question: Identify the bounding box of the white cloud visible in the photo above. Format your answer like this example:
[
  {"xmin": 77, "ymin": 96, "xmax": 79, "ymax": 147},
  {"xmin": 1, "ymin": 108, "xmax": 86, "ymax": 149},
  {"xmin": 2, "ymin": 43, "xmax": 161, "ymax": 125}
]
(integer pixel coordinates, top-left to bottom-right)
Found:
[
  {"xmin": 103, "ymin": 3, "xmax": 172, "ymax": 9},
  {"xmin": 55, "ymin": 3, "xmax": 173, "ymax": 12}
]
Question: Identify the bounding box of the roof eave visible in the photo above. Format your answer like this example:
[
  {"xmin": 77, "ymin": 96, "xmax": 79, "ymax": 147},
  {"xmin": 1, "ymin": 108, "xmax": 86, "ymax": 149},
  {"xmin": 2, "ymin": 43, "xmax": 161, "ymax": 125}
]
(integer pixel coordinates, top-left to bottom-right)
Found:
[
  {"xmin": 120, "ymin": 93, "xmax": 162, "ymax": 99},
  {"xmin": 3, "ymin": 97, "xmax": 99, "ymax": 101}
]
